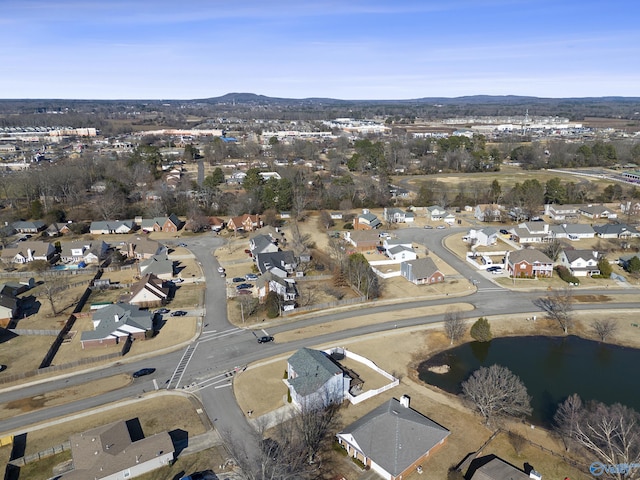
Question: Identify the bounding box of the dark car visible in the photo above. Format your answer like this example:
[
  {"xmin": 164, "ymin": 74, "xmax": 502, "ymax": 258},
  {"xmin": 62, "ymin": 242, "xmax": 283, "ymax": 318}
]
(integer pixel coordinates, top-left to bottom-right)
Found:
[
  {"xmin": 236, "ymin": 283, "xmax": 253, "ymax": 290},
  {"xmin": 171, "ymin": 310, "xmax": 187, "ymax": 317},
  {"xmin": 155, "ymin": 308, "xmax": 170, "ymax": 315},
  {"xmin": 499, "ymin": 229, "xmax": 509, "ymax": 235},
  {"xmin": 257, "ymin": 336, "xmax": 274, "ymax": 344},
  {"xmin": 237, "ymin": 289, "xmax": 252, "ymax": 295},
  {"xmin": 177, "ymin": 242, "xmax": 187, "ymax": 247},
  {"xmin": 232, "ymin": 277, "xmax": 245, "ymax": 283},
  {"xmin": 132, "ymin": 368, "xmax": 156, "ymax": 378}
]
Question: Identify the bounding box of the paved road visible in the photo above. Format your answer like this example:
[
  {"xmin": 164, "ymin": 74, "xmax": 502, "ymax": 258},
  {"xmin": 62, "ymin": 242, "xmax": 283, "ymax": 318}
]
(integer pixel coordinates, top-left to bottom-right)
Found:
[{"xmin": 0, "ymin": 228, "xmax": 638, "ymax": 461}]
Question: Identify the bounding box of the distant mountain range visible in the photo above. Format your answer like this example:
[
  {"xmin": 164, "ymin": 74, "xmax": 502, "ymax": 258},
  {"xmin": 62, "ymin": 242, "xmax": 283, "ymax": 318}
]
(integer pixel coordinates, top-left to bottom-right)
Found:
[{"xmin": 196, "ymin": 92, "xmax": 640, "ymax": 106}]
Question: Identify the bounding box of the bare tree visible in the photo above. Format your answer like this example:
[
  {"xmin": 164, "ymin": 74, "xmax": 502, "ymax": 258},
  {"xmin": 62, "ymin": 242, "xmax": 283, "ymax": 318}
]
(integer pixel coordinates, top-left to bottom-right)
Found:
[
  {"xmin": 591, "ymin": 318, "xmax": 618, "ymax": 342},
  {"xmin": 533, "ymin": 288, "xmax": 574, "ymax": 334},
  {"xmin": 573, "ymin": 402, "xmax": 640, "ymax": 479},
  {"xmin": 542, "ymin": 240, "xmax": 563, "ymax": 262},
  {"xmin": 461, "ymin": 364, "xmax": 532, "ymax": 426},
  {"xmin": 317, "ymin": 210, "xmax": 334, "ymax": 230},
  {"xmin": 38, "ymin": 280, "xmax": 70, "ymax": 316},
  {"xmin": 443, "ymin": 309, "xmax": 466, "ymax": 345},
  {"xmin": 553, "ymin": 393, "xmax": 583, "ymax": 452},
  {"xmin": 292, "ymin": 397, "xmax": 341, "ymax": 464}
]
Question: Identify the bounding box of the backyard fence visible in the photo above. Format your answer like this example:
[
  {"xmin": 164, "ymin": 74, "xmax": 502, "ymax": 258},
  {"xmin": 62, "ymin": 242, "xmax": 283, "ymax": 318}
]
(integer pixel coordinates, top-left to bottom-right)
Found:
[{"xmin": 8, "ymin": 442, "xmax": 71, "ymax": 466}]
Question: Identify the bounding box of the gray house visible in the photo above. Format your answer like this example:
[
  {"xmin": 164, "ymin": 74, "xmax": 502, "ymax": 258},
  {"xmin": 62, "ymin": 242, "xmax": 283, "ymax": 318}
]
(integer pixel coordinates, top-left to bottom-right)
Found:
[
  {"xmin": 401, "ymin": 258, "xmax": 444, "ymax": 285},
  {"xmin": 255, "ymin": 250, "xmax": 297, "ymax": 277},
  {"xmin": 336, "ymin": 396, "xmax": 450, "ymax": 480},
  {"xmin": 81, "ymin": 303, "xmax": 154, "ymax": 349},
  {"xmin": 285, "ymin": 348, "xmax": 350, "ymax": 409}
]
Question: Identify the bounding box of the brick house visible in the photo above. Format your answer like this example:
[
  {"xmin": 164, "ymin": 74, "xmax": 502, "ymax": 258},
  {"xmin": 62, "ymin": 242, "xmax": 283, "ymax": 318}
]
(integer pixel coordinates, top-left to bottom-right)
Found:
[{"xmin": 505, "ymin": 249, "xmax": 554, "ymax": 278}]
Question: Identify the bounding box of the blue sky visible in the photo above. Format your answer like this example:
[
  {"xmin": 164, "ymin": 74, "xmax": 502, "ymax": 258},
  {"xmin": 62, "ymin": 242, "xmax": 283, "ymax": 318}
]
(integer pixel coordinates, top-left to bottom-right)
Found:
[{"xmin": 1, "ymin": 0, "xmax": 639, "ymax": 100}]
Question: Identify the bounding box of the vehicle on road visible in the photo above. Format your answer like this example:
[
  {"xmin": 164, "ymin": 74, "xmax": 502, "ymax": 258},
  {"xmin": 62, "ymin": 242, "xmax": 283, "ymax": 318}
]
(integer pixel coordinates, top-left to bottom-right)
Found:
[
  {"xmin": 177, "ymin": 243, "xmax": 187, "ymax": 247},
  {"xmin": 155, "ymin": 308, "xmax": 170, "ymax": 314},
  {"xmin": 132, "ymin": 368, "xmax": 156, "ymax": 378},
  {"xmin": 236, "ymin": 283, "xmax": 253, "ymax": 290},
  {"xmin": 424, "ymin": 225, "xmax": 433, "ymax": 229},
  {"xmin": 217, "ymin": 266, "xmax": 225, "ymax": 273},
  {"xmin": 436, "ymin": 225, "xmax": 446, "ymax": 229},
  {"xmin": 232, "ymin": 277, "xmax": 245, "ymax": 283},
  {"xmin": 171, "ymin": 310, "xmax": 187, "ymax": 317},
  {"xmin": 379, "ymin": 232, "xmax": 390, "ymax": 238},
  {"xmin": 487, "ymin": 266, "xmax": 503, "ymax": 273},
  {"xmin": 237, "ymin": 289, "xmax": 252, "ymax": 295},
  {"xmin": 257, "ymin": 336, "xmax": 274, "ymax": 344},
  {"xmin": 245, "ymin": 273, "xmax": 258, "ymax": 281}
]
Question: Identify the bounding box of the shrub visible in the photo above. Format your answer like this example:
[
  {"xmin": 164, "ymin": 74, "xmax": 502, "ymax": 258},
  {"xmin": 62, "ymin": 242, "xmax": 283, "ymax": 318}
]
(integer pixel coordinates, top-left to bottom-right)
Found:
[
  {"xmin": 351, "ymin": 457, "xmax": 366, "ymax": 469},
  {"xmin": 332, "ymin": 441, "xmax": 348, "ymax": 456},
  {"xmin": 554, "ymin": 266, "xmax": 580, "ymax": 285},
  {"xmin": 470, "ymin": 317, "xmax": 492, "ymax": 342},
  {"xmin": 343, "ymin": 223, "xmax": 354, "ymax": 230}
]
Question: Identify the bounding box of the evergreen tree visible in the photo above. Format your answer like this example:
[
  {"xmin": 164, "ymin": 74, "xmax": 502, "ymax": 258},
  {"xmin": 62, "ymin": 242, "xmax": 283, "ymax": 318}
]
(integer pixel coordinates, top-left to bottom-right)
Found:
[{"xmin": 470, "ymin": 317, "xmax": 492, "ymax": 342}]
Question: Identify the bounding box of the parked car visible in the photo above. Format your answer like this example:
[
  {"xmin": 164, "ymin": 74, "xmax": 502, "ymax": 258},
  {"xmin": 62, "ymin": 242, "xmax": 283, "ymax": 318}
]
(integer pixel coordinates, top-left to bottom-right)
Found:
[
  {"xmin": 236, "ymin": 283, "xmax": 253, "ymax": 290},
  {"xmin": 220, "ymin": 272, "xmax": 226, "ymax": 278},
  {"xmin": 236, "ymin": 289, "xmax": 252, "ymax": 295},
  {"xmin": 155, "ymin": 308, "xmax": 170, "ymax": 314},
  {"xmin": 379, "ymin": 232, "xmax": 390, "ymax": 238},
  {"xmin": 436, "ymin": 225, "xmax": 446, "ymax": 229},
  {"xmin": 132, "ymin": 368, "xmax": 156, "ymax": 378},
  {"xmin": 257, "ymin": 335, "xmax": 274, "ymax": 344},
  {"xmin": 245, "ymin": 273, "xmax": 258, "ymax": 281},
  {"xmin": 172, "ymin": 278, "xmax": 184, "ymax": 284},
  {"xmin": 424, "ymin": 225, "xmax": 433, "ymax": 229},
  {"xmin": 499, "ymin": 229, "xmax": 509, "ymax": 235},
  {"xmin": 171, "ymin": 310, "xmax": 187, "ymax": 317},
  {"xmin": 244, "ymin": 249, "xmax": 251, "ymax": 254},
  {"xmin": 217, "ymin": 266, "xmax": 225, "ymax": 273},
  {"xmin": 232, "ymin": 277, "xmax": 245, "ymax": 283}
]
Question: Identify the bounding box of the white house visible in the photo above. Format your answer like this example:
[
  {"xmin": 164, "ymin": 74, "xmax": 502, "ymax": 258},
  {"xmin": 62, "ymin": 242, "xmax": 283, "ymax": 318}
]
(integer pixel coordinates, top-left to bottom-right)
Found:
[
  {"xmin": 382, "ymin": 207, "xmax": 415, "ymax": 224},
  {"xmin": 426, "ymin": 205, "xmax": 447, "ymax": 221},
  {"xmin": 465, "ymin": 227, "xmax": 498, "ymax": 246},
  {"xmin": 285, "ymin": 348, "xmax": 350, "ymax": 409},
  {"xmin": 558, "ymin": 249, "xmax": 601, "ymax": 277},
  {"xmin": 383, "ymin": 239, "xmax": 417, "ymax": 262},
  {"xmin": 474, "ymin": 204, "xmax": 502, "ymax": 222}
]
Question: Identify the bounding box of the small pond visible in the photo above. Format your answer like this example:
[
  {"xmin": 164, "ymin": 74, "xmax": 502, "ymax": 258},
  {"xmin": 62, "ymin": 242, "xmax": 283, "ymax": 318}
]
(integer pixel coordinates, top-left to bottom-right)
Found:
[{"xmin": 418, "ymin": 335, "xmax": 640, "ymax": 425}]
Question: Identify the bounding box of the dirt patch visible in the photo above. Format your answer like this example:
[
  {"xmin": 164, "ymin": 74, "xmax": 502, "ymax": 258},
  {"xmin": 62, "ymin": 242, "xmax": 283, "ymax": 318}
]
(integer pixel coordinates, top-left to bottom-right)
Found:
[
  {"xmin": 573, "ymin": 294, "xmax": 611, "ymax": 303},
  {"xmin": 0, "ymin": 374, "xmax": 131, "ymax": 420}
]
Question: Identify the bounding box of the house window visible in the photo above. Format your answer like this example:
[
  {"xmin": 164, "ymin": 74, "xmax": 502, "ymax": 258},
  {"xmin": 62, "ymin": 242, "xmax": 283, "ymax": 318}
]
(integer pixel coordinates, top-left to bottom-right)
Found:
[{"xmin": 124, "ymin": 470, "xmax": 131, "ymax": 478}]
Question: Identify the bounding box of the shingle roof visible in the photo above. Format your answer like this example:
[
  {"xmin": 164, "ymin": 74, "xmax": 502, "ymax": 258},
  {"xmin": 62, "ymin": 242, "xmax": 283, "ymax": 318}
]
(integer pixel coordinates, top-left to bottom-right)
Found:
[
  {"xmin": 469, "ymin": 457, "xmax": 530, "ymax": 480},
  {"xmin": 403, "ymin": 257, "xmax": 440, "ymax": 280},
  {"xmin": 81, "ymin": 303, "xmax": 153, "ymax": 341},
  {"xmin": 288, "ymin": 348, "xmax": 342, "ymax": 396},
  {"xmin": 338, "ymin": 397, "xmax": 450, "ymax": 476},
  {"xmin": 508, "ymin": 249, "xmax": 553, "ymax": 265},
  {"xmin": 563, "ymin": 249, "xmax": 598, "ymax": 263}
]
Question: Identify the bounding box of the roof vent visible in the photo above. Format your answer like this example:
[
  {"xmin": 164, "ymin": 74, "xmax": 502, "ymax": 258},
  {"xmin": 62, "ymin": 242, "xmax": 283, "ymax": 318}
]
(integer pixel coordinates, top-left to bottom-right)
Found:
[{"xmin": 400, "ymin": 395, "xmax": 410, "ymax": 408}]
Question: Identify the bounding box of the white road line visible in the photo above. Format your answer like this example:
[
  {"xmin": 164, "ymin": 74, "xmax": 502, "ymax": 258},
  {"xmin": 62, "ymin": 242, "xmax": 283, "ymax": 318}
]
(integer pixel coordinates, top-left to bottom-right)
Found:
[
  {"xmin": 214, "ymin": 383, "xmax": 233, "ymax": 389},
  {"xmin": 173, "ymin": 343, "xmax": 199, "ymax": 389}
]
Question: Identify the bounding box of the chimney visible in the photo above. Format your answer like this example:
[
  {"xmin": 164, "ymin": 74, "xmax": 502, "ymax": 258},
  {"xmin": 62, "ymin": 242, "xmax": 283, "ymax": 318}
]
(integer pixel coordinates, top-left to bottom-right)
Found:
[
  {"xmin": 399, "ymin": 395, "xmax": 410, "ymax": 408},
  {"xmin": 114, "ymin": 314, "xmax": 120, "ymax": 323}
]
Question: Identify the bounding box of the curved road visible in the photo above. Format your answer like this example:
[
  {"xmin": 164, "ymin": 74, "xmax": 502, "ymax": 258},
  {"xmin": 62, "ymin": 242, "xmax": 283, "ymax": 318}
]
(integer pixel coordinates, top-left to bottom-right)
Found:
[{"xmin": 0, "ymin": 228, "xmax": 638, "ymax": 451}]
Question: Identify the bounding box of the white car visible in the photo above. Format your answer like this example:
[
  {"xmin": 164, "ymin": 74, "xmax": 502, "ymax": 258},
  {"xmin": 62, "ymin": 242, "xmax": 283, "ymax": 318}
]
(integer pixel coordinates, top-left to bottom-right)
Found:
[
  {"xmin": 173, "ymin": 278, "xmax": 184, "ymax": 283},
  {"xmin": 217, "ymin": 266, "xmax": 225, "ymax": 273}
]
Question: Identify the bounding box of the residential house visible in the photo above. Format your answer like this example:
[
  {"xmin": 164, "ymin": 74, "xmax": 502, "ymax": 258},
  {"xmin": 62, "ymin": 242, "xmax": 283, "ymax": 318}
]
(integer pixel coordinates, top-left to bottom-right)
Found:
[
  {"xmin": 249, "ymin": 234, "xmax": 279, "ymax": 257},
  {"xmin": 227, "ymin": 213, "xmax": 262, "ymax": 232},
  {"xmin": 59, "ymin": 240, "xmax": 109, "ymax": 265},
  {"xmin": 619, "ymin": 253, "xmax": 640, "ymax": 271},
  {"xmin": 465, "ymin": 227, "xmax": 498, "ymax": 247},
  {"xmin": 474, "ymin": 204, "xmax": 502, "ymax": 222},
  {"xmin": 353, "ymin": 209, "xmax": 382, "ymax": 230},
  {"xmin": 125, "ymin": 236, "xmax": 164, "ymax": 260},
  {"xmin": 343, "ymin": 230, "xmax": 380, "ymax": 252},
  {"xmin": 383, "ymin": 239, "xmax": 417, "ymax": 262},
  {"xmin": 510, "ymin": 222, "xmax": 552, "ymax": 243},
  {"xmin": 382, "ymin": 207, "xmax": 415, "ymax": 224},
  {"xmin": 255, "ymin": 250, "xmax": 297, "ymax": 277},
  {"xmin": 401, "ymin": 258, "xmax": 444, "ymax": 285},
  {"xmin": 427, "ymin": 205, "xmax": 447, "ymax": 221},
  {"xmin": 90, "ymin": 220, "xmax": 134, "ymax": 235},
  {"xmin": 443, "ymin": 213, "xmax": 456, "ymax": 225},
  {"xmin": 579, "ymin": 204, "xmax": 617, "ymax": 220},
  {"xmin": 544, "ymin": 203, "xmax": 580, "ymax": 221},
  {"xmin": 505, "ymin": 249, "xmax": 554, "ymax": 278},
  {"xmin": 593, "ymin": 223, "xmax": 640, "ymax": 239},
  {"xmin": 620, "ymin": 200, "xmax": 640, "ymax": 216},
  {"xmin": 0, "ymin": 292, "xmax": 19, "ymax": 327},
  {"xmin": 256, "ymin": 272, "xmax": 298, "ymax": 303},
  {"xmin": 468, "ymin": 456, "xmax": 534, "ymax": 480},
  {"xmin": 1, "ymin": 241, "xmax": 56, "ymax": 264},
  {"xmin": 45, "ymin": 222, "xmax": 73, "ymax": 237},
  {"xmin": 138, "ymin": 254, "xmax": 174, "ymax": 280},
  {"xmin": 1, "ymin": 278, "xmax": 35, "ymax": 296},
  {"xmin": 207, "ymin": 216, "xmax": 226, "ymax": 232},
  {"xmin": 60, "ymin": 419, "xmax": 174, "ymax": 480},
  {"xmin": 285, "ymin": 347, "xmax": 351, "ymax": 409},
  {"xmin": 336, "ymin": 396, "xmax": 450, "ymax": 480},
  {"xmin": 123, "ymin": 274, "xmax": 169, "ymax": 308},
  {"xmin": 80, "ymin": 303, "xmax": 154, "ymax": 348},
  {"xmin": 12, "ymin": 220, "xmax": 46, "ymax": 234},
  {"xmin": 558, "ymin": 249, "xmax": 601, "ymax": 277},
  {"xmin": 140, "ymin": 214, "xmax": 183, "ymax": 233},
  {"xmin": 550, "ymin": 223, "xmax": 596, "ymax": 241}
]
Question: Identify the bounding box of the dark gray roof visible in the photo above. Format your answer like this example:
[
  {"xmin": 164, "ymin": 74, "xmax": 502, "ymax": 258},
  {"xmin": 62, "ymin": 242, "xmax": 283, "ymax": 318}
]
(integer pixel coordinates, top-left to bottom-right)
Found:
[
  {"xmin": 139, "ymin": 254, "xmax": 173, "ymax": 276},
  {"xmin": 469, "ymin": 457, "xmax": 529, "ymax": 480},
  {"xmin": 594, "ymin": 223, "xmax": 639, "ymax": 236},
  {"xmin": 338, "ymin": 398, "xmax": 450, "ymax": 476},
  {"xmin": 81, "ymin": 303, "xmax": 153, "ymax": 341},
  {"xmin": 480, "ymin": 227, "xmax": 498, "ymax": 236},
  {"xmin": 403, "ymin": 257, "xmax": 440, "ymax": 280},
  {"xmin": 288, "ymin": 348, "xmax": 342, "ymax": 396},
  {"xmin": 255, "ymin": 250, "xmax": 296, "ymax": 275},
  {"xmin": 507, "ymin": 249, "xmax": 553, "ymax": 265},
  {"xmin": 562, "ymin": 249, "xmax": 598, "ymax": 263}
]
